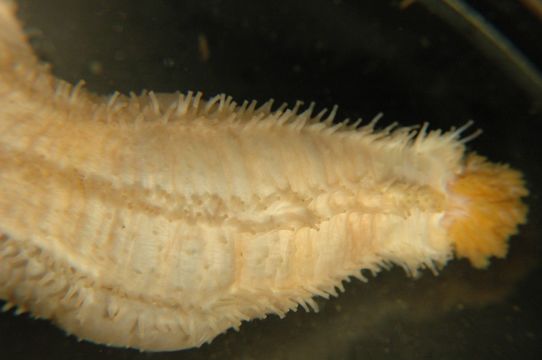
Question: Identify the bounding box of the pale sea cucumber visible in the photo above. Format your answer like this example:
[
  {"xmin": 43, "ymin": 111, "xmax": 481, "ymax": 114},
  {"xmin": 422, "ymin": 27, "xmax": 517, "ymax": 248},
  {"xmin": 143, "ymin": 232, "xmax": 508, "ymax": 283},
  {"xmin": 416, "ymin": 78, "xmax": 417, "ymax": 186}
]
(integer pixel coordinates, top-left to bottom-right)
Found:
[{"xmin": 0, "ymin": 1, "xmax": 528, "ymax": 351}]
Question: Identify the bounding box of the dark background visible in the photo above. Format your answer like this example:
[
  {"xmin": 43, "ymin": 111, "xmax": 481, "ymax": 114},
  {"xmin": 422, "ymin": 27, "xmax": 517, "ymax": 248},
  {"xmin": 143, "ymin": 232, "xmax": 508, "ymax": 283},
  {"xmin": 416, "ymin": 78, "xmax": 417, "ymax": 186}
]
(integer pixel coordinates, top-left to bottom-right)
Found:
[{"xmin": 1, "ymin": 0, "xmax": 541, "ymax": 359}]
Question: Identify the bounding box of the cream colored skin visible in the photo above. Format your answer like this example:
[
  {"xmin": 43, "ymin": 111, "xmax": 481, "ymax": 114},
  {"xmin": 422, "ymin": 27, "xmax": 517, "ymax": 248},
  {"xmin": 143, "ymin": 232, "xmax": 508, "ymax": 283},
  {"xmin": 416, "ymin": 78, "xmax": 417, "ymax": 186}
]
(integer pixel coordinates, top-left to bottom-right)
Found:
[{"xmin": 0, "ymin": 1, "xmax": 526, "ymax": 351}]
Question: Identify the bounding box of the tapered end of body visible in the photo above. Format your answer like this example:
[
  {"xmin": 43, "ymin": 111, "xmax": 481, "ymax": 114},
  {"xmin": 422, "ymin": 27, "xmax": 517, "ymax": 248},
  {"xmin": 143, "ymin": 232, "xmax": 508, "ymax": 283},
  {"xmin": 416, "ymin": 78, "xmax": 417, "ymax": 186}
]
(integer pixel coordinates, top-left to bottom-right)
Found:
[{"xmin": 445, "ymin": 154, "xmax": 528, "ymax": 268}]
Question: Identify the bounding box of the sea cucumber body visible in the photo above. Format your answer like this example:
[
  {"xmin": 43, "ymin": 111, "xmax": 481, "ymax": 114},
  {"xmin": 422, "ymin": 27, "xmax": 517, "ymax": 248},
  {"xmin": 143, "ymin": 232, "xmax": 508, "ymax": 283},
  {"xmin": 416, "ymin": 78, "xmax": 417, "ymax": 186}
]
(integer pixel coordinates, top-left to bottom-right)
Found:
[
  {"xmin": 0, "ymin": 87, "xmax": 459, "ymax": 349},
  {"xmin": 0, "ymin": 1, "xmax": 527, "ymax": 351}
]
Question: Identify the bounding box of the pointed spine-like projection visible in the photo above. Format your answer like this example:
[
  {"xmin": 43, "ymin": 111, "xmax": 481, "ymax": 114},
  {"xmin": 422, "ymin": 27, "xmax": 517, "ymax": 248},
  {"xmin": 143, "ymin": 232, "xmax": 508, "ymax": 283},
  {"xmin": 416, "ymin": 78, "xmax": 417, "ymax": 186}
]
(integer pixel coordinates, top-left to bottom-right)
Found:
[{"xmin": 0, "ymin": 1, "xmax": 528, "ymax": 351}]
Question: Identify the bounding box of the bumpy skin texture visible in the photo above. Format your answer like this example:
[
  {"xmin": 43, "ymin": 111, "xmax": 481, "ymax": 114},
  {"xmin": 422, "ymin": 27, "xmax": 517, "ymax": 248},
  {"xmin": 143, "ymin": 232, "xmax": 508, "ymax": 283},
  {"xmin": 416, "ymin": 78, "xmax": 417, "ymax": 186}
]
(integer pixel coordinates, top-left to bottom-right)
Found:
[{"xmin": 0, "ymin": 1, "xmax": 528, "ymax": 351}]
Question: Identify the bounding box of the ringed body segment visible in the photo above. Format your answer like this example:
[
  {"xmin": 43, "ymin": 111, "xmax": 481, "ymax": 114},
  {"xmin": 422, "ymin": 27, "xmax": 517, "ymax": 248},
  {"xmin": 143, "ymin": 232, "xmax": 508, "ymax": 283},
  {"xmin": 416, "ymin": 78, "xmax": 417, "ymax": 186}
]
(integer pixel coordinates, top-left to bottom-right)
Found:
[{"xmin": 0, "ymin": 1, "xmax": 528, "ymax": 351}]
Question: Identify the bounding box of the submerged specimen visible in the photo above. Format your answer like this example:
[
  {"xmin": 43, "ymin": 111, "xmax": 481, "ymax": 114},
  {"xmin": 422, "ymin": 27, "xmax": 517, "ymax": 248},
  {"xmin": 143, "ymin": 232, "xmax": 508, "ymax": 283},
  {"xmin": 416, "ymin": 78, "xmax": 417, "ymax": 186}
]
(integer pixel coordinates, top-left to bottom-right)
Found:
[{"xmin": 0, "ymin": 1, "xmax": 528, "ymax": 352}]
